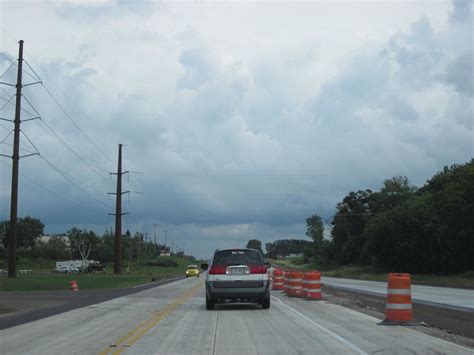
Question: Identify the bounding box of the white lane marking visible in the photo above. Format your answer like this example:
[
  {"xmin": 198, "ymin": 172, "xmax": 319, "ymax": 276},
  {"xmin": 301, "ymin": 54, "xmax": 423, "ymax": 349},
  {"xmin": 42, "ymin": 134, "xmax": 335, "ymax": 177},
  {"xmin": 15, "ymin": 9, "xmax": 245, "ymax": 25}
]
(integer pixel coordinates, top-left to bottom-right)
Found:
[
  {"xmin": 132, "ymin": 283, "xmax": 154, "ymax": 289},
  {"xmin": 271, "ymin": 296, "xmax": 368, "ymax": 355},
  {"xmin": 132, "ymin": 277, "xmax": 182, "ymax": 289},
  {"xmin": 385, "ymin": 303, "xmax": 412, "ymax": 310},
  {"xmin": 387, "ymin": 289, "xmax": 411, "ymax": 295}
]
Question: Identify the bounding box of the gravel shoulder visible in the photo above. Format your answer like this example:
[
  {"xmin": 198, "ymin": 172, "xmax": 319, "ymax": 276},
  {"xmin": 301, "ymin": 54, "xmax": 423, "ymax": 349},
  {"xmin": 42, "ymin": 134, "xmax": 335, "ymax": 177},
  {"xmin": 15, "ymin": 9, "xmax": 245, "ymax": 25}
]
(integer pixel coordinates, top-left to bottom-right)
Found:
[{"xmin": 322, "ymin": 285, "xmax": 474, "ymax": 349}]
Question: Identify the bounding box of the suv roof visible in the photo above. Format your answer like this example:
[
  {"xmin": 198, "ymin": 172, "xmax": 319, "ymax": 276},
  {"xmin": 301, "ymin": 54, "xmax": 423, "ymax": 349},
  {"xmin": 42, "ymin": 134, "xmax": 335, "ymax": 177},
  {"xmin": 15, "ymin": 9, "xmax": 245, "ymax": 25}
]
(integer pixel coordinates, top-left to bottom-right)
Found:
[
  {"xmin": 214, "ymin": 248, "xmax": 261, "ymax": 253},
  {"xmin": 212, "ymin": 248, "xmax": 264, "ymax": 266}
]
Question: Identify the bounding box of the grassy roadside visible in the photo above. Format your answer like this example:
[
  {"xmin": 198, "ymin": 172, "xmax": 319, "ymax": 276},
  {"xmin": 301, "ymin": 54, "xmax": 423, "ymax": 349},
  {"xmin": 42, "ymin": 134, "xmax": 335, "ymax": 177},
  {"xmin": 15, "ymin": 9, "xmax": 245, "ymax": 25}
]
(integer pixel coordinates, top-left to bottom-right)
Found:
[
  {"xmin": 270, "ymin": 257, "xmax": 474, "ymax": 289},
  {"xmin": 0, "ymin": 256, "xmax": 196, "ymax": 292}
]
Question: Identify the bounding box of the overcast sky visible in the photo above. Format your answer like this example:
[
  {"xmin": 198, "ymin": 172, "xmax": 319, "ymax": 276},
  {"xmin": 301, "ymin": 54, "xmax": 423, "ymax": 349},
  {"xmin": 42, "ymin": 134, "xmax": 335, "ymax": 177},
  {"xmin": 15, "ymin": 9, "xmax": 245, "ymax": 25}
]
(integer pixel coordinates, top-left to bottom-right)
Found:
[{"xmin": 0, "ymin": 0, "xmax": 472, "ymax": 258}]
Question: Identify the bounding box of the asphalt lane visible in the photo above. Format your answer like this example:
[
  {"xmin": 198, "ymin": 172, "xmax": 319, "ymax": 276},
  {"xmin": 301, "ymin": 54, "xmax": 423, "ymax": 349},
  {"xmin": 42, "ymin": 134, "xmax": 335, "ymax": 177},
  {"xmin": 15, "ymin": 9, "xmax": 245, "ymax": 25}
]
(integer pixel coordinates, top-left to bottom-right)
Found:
[
  {"xmin": 0, "ymin": 276, "xmax": 185, "ymax": 330},
  {"xmin": 322, "ymin": 277, "xmax": 474, "ymax": 311},
  {"xmin": 0, "ymin": 277, "xmax": 473, "ymax": 354}
]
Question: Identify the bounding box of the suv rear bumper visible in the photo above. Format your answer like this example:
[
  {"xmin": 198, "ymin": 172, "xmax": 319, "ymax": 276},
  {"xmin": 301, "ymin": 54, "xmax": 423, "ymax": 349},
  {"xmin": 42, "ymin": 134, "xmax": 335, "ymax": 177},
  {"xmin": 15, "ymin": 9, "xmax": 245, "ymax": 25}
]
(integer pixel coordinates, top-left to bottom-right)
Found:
[{"xmin": 206, "ymin": 280, "xmax": 269, "ymax": 300}]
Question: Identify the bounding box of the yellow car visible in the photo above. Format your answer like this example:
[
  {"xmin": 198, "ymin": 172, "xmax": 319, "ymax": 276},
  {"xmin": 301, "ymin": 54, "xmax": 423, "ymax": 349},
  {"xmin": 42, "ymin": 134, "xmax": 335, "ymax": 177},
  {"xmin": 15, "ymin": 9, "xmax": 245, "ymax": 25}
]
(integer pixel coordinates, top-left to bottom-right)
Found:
[{"xmin": 185, "ymin": 265, "xmax": 200, "ymax": 277}]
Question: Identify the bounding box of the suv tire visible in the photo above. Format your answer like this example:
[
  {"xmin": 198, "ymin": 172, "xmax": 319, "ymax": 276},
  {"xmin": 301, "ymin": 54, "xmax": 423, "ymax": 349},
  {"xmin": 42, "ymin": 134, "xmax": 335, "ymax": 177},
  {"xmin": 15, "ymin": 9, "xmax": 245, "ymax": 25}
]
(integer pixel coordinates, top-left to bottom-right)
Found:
[
  {"xmin": 261, "ymin": 291, "xmax": 270, "ymax": 309},
  {"xmin": 206, "ymin": 295, "xmax": 215, "ymax": 310}
]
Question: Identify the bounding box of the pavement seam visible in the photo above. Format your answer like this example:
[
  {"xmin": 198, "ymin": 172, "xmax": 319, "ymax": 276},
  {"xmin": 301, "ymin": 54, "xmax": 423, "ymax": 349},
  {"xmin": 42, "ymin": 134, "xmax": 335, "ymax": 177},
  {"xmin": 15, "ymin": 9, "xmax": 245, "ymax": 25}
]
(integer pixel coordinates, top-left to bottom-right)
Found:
[{"xmin": 212, "ymin": 310, "xmax": 219, "ymax": 355}]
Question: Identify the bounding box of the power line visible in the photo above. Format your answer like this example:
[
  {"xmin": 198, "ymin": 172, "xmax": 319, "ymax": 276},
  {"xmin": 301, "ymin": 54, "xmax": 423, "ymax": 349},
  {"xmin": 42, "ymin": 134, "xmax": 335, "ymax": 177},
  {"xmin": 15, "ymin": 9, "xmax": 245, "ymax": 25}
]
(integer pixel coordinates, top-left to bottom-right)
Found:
[
  {"xmin": 0, "ymin": 61, "xmax": 15, "ymax": 79},
  {"xmin": 20, "ymin": 94, "xmax": 112, "ymax": 181},
  {"xmin": 0, "ymin": 53, "xmax": 15, "ymax": 64},
  {"xmin": 0, "ymin": 26, "xmax": 114, "ymax": 165},
  {"xmin": 39, "ymin": 154, "xmax": 109, "ymax": 208},
  {"xmin": 2, "ymin": 122, "xmax": 108, "ymax": 199},
  {"xmin": 0, "ymin": 160, "xmax": 91, "ymax": 210},
  {"xmin": 0, "ymin": 130, "xmax": 12, "ymax": 144},
  {"xmin": 38, "ymin": 78, "xmax": 115, "ymax": 165},
  {"xmin": 37, "ymin": 117, "xmax": 112, "ymax": 179},
  {"xmin": 0, "ymin": 92, "xmax": 15, "ymax": 111},
  {"xmin": 0, "ymin": 141, "xmax": 40, "ymax": 155},
  {"xmin": 0, "ymin": 93, "xmax": 36, "ymax": 116},
  {"xmin": 20, "ymin": 130, "xmax": 40, "ymax": 154},
  {"xmin": 0, "ymin": 25, "xmax": 18, "ymax": 45}
]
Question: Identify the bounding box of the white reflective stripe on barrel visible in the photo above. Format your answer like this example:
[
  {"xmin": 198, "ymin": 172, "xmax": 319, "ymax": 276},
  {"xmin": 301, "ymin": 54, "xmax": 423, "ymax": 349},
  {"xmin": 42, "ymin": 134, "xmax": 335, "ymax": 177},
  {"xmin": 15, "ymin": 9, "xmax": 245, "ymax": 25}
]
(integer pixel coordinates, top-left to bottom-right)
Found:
[
  {"xmin": 286, "ymin": 285, "xmax": 303, "ymax": 289},
  {"xmin": 304, "ymin": 280, "xmax": 321, "ymax": 284},
  {"xmin": 385, "ymin": 303, "xmax": 412, "ymax": 310},
  {"xmin": 387, "ymin": 289, "xmax": 411, "ymax": 295},
  {"xmin": 288, "ymin": 278, "xmax": 303, "ymax": 282}
]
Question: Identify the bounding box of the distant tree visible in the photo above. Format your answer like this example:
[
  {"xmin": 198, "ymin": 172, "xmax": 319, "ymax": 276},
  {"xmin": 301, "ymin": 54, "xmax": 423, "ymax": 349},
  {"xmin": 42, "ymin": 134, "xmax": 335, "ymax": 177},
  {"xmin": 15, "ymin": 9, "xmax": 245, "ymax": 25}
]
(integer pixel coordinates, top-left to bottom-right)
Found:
[
  {"xmin": 265, "ymin": 239, "xmax": 312, "ymax": 258},
  {"xmin": 246, "ymin": 239, "xmax": 263, "ymax": 254},
  {"xmin": 330, "ymin": 190, "xmax": 375, "ymax": 264},
  {"xmin": 363, "ymin": 195, "xmax": 437, "ymax": 273},
  {"xmin": 291, "ymin": 161, "xmax": 473, "ymax": 272},
  {"xmin": 68, "ymin": 228, "xmax": 100, "ymax": 268},
  {"xmin": 38, "ymin": 235, "xmax": 71, "ymax": 260},
  {"xmin": 1, "ymin": 216, "xmax": 44, "ymax": 250},
  {"xmin": 306, "ymin": 214, "xmax": 324, "ymax": 258},
  {"xmin": 95, "ymin": 229, "xmax": 115, "ymax": 263},
  {"xmin": 306, "ymin": 214, "xmax": 324, "ymax": 244},
  {"xmin": 333, "ymin": 161, "xmax": 474, "ymax": 273}
]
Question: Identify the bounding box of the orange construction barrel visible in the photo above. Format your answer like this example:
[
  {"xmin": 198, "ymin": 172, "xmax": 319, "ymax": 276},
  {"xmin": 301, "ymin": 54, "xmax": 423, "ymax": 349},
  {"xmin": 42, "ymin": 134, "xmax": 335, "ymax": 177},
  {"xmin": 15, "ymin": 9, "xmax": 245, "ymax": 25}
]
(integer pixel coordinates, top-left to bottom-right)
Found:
[
  {"xmin": 381, "ymin": 273, "xmax": 414, "ymax": 325},
  {"xmin": 303, "ymin": 271, "xmax": 322, "ymax": 300},
  {"xmin": 273, "ymin": 269, "xmax": 285, "ymax": 290},
  {"xmin": 286, "ymin": 271, "xmax": 304, "ymax": 297}
]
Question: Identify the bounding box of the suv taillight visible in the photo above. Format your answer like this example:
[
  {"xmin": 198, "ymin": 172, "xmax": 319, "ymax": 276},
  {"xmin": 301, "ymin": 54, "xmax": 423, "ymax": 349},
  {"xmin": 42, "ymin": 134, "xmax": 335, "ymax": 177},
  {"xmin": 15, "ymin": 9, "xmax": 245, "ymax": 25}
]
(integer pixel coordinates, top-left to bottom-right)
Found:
[
  {"xmin": 250, "ymin": 265, "xmax": 267, "ymax": 274},
  {"xmin": 208, "ymin": 265, "xmax": 226, "ymax": 275}
]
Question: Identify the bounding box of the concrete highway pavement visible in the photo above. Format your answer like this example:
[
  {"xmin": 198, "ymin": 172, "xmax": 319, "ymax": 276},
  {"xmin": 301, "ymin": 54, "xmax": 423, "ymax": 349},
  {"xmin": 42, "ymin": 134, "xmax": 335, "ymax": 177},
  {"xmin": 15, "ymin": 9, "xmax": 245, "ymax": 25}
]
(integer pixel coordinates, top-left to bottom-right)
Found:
[
  {"xmin": 1, "ymin": 277, "xmax": 473, "ymax": 354},
  {"xmin": 322, "ymin": 277, "xmax": 474, "ymax": 311}
]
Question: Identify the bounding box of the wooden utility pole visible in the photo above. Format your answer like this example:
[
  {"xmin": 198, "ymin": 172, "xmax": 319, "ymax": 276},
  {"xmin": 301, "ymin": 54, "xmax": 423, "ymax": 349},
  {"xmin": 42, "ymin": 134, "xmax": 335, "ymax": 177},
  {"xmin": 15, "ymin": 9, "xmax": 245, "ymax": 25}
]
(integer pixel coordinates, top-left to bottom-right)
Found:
[
  {"xmin": 152, "ymin": 224, "xmax": 159, "ymax": 253},
  {"xmin": 144, "ymin": 232, "xmax": 150, "ymax": 254},
  {"xmin": 109, "ymin": 144, "xmax": 129, "ymax": 274},
  {"xmin": 7, "ymin": 40, "xmax": 24, "ymax": 278}
]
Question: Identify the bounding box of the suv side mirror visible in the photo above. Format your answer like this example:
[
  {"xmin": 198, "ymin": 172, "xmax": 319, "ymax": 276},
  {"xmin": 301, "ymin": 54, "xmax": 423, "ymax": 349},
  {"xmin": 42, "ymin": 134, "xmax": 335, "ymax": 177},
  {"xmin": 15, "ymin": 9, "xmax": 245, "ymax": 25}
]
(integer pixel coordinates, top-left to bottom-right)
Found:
[{"xmin": 201, "ymin": 263, "xmax": 209, "ymax": 270}]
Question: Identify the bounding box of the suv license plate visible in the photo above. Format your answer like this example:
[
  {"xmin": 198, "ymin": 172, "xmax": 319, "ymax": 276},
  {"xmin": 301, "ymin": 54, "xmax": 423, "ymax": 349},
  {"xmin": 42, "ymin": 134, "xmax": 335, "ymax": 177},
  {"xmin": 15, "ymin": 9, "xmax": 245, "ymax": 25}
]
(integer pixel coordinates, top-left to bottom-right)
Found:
[{"xmin": 230, "ymin": 267, "xmax": 245, "ymax": 275}]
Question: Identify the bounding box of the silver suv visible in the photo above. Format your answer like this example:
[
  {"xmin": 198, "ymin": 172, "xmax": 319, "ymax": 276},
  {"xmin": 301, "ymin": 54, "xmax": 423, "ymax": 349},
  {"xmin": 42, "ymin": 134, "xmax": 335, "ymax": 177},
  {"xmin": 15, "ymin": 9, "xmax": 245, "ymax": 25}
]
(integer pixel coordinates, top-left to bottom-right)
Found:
[{"xmin": 201, "ymin": 248, "xmax": 270, "ymax": 310}]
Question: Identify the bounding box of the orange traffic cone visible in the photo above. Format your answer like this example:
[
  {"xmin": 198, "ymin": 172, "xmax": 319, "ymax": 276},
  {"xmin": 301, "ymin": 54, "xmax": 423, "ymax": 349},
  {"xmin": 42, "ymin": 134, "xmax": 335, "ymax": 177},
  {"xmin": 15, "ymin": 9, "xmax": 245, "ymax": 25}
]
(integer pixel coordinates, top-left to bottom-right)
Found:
[{"xmin": 69, "ymin": 280, "xmax": 79, "ymax": 291}]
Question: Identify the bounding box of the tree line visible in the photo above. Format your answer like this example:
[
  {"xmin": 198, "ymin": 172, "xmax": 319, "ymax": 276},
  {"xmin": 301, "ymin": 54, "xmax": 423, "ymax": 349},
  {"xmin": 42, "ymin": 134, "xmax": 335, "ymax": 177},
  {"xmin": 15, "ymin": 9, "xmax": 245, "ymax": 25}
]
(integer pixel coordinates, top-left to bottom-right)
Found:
[
  {"xmin": 245, "ymin": 238, "xmax": 311, "ymax": 259},
  {"xmin": 305, "ymin": 160, "xmax": 474, "ymax": 274},
  {"xmin": 0, "ymin": 222, "xmax": 186, "ymax": 266}
]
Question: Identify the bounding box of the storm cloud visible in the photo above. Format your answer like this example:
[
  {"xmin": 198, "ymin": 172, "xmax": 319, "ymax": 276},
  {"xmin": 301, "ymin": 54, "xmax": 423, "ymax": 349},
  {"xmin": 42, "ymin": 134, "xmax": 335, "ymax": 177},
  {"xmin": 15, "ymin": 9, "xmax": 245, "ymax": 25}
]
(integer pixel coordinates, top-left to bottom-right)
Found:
[{"xmin": 0, "ymin": 0, "xmax": 472, "ymax": 258}]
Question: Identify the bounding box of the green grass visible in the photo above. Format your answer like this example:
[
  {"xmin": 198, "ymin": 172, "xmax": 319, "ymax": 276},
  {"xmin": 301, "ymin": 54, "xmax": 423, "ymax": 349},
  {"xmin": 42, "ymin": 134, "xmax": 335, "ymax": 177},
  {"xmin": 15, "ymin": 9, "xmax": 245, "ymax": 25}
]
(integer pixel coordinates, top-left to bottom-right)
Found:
[
  {"xmin": 0, "ymin": 256, "xmax": 196, "ymax": 292},
  {"xmin": 270, "ymin": 258, "xmax": 474, "ymax": 289}
]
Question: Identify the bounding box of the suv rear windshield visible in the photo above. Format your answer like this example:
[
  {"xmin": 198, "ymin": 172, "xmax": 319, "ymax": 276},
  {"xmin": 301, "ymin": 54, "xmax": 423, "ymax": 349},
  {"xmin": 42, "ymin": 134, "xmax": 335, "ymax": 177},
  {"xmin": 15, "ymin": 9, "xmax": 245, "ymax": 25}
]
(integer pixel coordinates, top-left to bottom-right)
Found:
[{"xmin": 214, "ymin": 250, "xmax": 263, "ymax": 266}]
